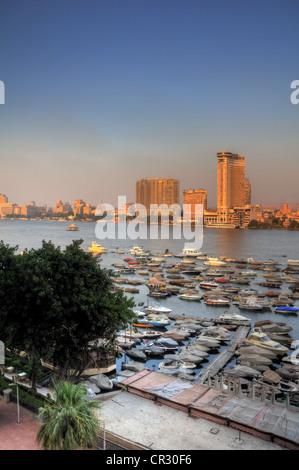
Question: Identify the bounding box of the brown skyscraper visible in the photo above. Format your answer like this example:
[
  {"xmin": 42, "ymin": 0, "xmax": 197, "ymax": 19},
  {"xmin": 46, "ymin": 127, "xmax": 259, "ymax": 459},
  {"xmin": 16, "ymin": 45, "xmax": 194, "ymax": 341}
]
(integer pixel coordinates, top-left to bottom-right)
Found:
[
  {"xmin": 244, "ymin": 178, "xmax": 251, "ymax": 205},
  {"xmin": 183, "ymin": 189, "xmax": 207, "ymax": 216},
  {"xmin": 136, "ymin": 178, "xmax": 179, "ymax": 213},
  {"xmin": 217, "ymin": 151, "xmax": 246, "ymax": 210}
]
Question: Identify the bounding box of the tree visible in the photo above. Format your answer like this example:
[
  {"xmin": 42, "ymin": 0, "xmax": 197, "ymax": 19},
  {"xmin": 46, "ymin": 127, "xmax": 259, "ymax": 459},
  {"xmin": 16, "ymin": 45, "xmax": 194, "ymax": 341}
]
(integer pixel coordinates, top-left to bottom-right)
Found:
[
  {"xmin": 37, "ymin": 381, "xmax": 101, "ymax": 450},
  {"xmin": 0, "ymin": 240, "xmax": 135, "ymax": 393}
]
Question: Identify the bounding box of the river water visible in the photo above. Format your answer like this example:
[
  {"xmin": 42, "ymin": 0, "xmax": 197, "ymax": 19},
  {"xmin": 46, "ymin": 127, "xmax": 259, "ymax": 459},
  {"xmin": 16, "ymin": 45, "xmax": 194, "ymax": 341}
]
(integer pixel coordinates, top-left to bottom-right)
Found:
[{"xmin": 1, "ymin": 219, "xmax": 299, "ymax": 373}]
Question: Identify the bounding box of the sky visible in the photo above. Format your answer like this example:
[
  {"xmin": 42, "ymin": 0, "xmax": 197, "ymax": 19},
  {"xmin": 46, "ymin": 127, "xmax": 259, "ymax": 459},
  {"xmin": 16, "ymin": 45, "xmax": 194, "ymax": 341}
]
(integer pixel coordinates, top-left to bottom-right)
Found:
[{"xmin": 0, "ymin": 0, "xmax": 299, "ymax": 208}]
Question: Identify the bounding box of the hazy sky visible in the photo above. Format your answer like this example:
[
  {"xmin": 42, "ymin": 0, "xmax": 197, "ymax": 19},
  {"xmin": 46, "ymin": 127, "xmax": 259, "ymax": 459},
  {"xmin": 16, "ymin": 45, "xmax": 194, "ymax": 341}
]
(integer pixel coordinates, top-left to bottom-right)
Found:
[{"xmin": 0, "ymin": 0, "xmax": 299, "ymax": 208}]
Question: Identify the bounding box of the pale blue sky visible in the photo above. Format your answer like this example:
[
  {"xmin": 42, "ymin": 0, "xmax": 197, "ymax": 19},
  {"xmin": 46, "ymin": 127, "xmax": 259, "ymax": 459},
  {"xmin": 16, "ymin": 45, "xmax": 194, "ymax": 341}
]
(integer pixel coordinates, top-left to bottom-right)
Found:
[{"xmin": 0, "ymin": 0, "xmax": 299, "ymax": 208}]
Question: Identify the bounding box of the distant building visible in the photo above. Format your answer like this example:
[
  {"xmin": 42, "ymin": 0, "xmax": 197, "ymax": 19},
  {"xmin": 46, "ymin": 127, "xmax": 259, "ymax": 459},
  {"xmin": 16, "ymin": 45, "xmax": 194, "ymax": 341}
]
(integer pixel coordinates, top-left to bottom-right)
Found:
[
  {"xmin": 0, "ymin": 194, "xmax": 8, "ymax": 204},
  {"xmin": 136, "ymin": 178, "xmax": 179, "ymax": 214},
  {"xmin": 217, "ymin": 151, "xmax": 246, "ymax": 210},
  {"xmin": 63, "ymin": 202, "xmax": 72, "ymax": 213},
  {"xmin": 55, "ymin": 199, "xmax": 64, "ymax": 213},
  {"xmin": 244, "ymin": 178, "xmax": 251, "ymax": 205},
  {"xmin": 183, "ymin": 189, "xmax": 207, "ymax": 219},
  {"xmin": 20, "ymin": 204, "xmax": 37, "ymax": 217},
  {"xmin": 0, "ymin": 203, "xmax": 16, "ymax": 217},
  {"xmin": 73, "ymin": 199, "xmax": 86, "ymax": 217}
]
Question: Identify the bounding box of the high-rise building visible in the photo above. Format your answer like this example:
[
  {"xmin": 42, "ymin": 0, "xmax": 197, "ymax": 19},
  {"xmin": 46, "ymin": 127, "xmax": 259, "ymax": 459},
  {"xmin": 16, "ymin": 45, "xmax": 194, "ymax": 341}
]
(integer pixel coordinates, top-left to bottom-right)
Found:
[
  {"xmin": 244, "ymin": 178, "xmax": 251, "ymax": 205},
  {"xmin": 183, "ymin": 189, "xmax": 207, "ymax": 217},
  {"xmin": 217, "ymin": 151, "xmax": 246, "ymax": 210},
  {"xmin": 136, "ymin": 178, "xmax": 179, "ymax": 213}
]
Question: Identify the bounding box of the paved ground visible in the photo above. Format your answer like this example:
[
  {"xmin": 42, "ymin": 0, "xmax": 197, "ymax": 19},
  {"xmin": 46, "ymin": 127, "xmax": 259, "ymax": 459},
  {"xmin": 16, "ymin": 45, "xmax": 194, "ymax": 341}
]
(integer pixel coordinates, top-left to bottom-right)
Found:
[
  {"xmin": 0, "ymin": 391, "xmax": 289, "ymax": 451},
  {"xmin": 0, "ymin": 399, "xmax": 42, "ymax": 450},
  {"xmin": 99, "ymin": 390, "xmax": 287, "ymax": 451}
]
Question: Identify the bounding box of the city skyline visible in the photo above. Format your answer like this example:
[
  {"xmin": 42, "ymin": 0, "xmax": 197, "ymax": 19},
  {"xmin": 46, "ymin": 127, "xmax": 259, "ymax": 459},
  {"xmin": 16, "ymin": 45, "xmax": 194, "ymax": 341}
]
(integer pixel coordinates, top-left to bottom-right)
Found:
[{"xmin": 0, "ymin": 1, "xmax": 299, "ymax": 208}]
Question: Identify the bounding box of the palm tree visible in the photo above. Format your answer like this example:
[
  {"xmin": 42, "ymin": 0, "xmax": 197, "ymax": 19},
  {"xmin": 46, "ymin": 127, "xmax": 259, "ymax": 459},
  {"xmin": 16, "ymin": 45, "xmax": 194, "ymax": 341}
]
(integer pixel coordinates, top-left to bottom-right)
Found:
[{"xmin": 37, "ymin": 381, "xmax": 101, "ymax": 450}]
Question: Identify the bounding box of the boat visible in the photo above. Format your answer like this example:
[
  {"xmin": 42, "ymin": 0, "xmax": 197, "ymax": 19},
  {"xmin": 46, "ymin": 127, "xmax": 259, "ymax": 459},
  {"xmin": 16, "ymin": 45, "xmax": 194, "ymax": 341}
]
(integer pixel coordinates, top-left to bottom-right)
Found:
[
  {"xmin": 204, "ymin": 298, "xmax": 230, "ymax": 306},
  {"xmin": 217, "ymin": 312, "xmax": 251, "ymax": 324},
  {"xmin": 179, "ymin": 293, "xmax": 202, "ymax": 301},
  {"xmin": 130, "ymin": 245, "xmax": 146, "ymax": 256},
  {"xmin": 287, "ymin": 260, "xmax": 299, "ymax": 266},
  {"xmin": 199, "ymin": 281, "xmax": 219, "ymax": 290},
  {"xmin": 181, "ymin": 248, "xmax": 204, "ymax": 257},
  {"xmin": 238, "ymin": 301, "xmax": 264, "ymax": 311},
  {"xmin": 158, "ymin": 359, "xmax": 180, "ymax": 369},
  {"xmin": 88, "ymin": 241, "xmax": 107, "ymax": 254},
  {"xmin": 243, "ymin": 328, "xmax": 289, "ymax": 355},
  {"xmin": 144, "ymin": 317, "xmax": 170, "ymax": 327},
  {"xmin": 67, "ymin": 223, "xmax": 79, "ymax": 231},
  {"xmin": 145, "ymin": 305, "xmax": 172, "ymax": 314},
  {"xmin": 204, "ymin": 257, "xmax": 227, "ymax": 266},
  {"xmin": 274, "ymin": 306, "xmax": 299, "ymax": 315}
]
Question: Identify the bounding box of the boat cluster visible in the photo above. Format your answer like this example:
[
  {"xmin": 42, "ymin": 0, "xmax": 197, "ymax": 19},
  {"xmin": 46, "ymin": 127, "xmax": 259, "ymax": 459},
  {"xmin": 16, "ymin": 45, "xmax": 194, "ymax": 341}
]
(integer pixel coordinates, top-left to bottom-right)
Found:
[
  {"xmin": 108, "ymin": 246, "xmax": 299, "ymax": 394},
  {"xmin": 116, "ymin": 311, "xmax": 234, "ymax": 379},
  {"xmin": 110, "ymin": 247, "xmax": 299, "ymax": 314}
]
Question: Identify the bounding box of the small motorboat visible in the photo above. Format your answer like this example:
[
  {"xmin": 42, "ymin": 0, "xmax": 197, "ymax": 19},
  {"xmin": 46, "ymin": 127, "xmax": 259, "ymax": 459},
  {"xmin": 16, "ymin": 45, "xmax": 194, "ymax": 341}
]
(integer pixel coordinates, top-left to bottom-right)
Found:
[
  {"xmin": 145, "ymin": 305, "xmax": 172, "ymax": 314},
  {"xmin": 199, "ymin": 281, "xmax": 219, "ymax": 290},
  {"xmin": 88, "ymin": 241, "xmax": 107, "ymax": 254},
  {"xmin": 217, "ymin": 312, "xmax": 251, "ymax": 324},
  {"xmin": 204, "ymin": 297, "xmax": 230, "ymax": 306},
  {"xmin": 243, "ymin": 328, "xmax": 289, "ymax": 355},
  {"xmin": 274, "ymin": 306, "xmax": 299, "ymax": 315},
  {"xmin": 238, "ymin": 301, "xmax": 264, "ymax": 311},
  {"xmin": 179, "ymin": 293, "xmax": 202, "ymax": 301},
  {"xmin": 67, "ymin": 223, "xmax": 79, "ymax": 231}
]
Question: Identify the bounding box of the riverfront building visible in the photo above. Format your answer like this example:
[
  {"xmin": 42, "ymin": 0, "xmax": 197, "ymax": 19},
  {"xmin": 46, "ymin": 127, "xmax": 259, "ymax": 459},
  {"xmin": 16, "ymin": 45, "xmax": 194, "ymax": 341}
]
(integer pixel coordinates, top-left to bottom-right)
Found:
[
  {"xmin": 183, "ymin": 189, "xmax": 207, "ymax": 217},
  {"xmin": 217, "ymin": 151, "xmax": 246, "ymax": 210},
  {"xmin": 136, "ymin": 178, "xmax": 180, "ymax": 214},
  {"xmin": 217, "ymin": 151, "xmax": 247, "ymax": 224}
]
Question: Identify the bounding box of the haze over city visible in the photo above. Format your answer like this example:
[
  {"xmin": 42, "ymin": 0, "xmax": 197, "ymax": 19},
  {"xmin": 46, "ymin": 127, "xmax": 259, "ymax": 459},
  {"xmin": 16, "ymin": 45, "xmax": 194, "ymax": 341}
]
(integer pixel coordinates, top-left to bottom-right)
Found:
[{"xmin": 0, "ymin": 0, "xmax": 299, "ymax": 208}]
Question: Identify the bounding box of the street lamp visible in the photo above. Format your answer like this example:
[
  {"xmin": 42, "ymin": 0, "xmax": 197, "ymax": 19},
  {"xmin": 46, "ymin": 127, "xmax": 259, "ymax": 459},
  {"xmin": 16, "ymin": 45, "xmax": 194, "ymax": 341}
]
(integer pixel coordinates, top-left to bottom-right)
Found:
[{"xmin": 12, "ymin": 375, "xmax": 20, "ymax": 424}]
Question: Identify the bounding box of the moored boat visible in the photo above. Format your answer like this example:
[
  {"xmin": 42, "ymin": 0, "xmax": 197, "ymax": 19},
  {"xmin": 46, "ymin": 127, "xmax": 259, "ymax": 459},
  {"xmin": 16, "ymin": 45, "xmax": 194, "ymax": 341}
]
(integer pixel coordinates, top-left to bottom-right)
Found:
[
  {"xmin": 243, "ymin": 328, "xmax": 289, "ymax": 355},
  {"xmin": 88, "ymin": 241, "xmax": 107, "ymax": 254}
]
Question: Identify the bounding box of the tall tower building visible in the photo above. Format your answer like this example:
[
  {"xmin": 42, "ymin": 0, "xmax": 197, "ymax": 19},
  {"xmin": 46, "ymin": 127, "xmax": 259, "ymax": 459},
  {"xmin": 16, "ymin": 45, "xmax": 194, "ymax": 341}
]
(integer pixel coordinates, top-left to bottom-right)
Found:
[
  {"xmin": 217, "ymin": 151, "xmax": 246, "ymax": 210},
  {"xmin": 136, "ymin": 178, "xmax": 179, "ymax": 213},
  {"xmin": 244, "ymin": 178, "xmax": 251, "ymax": 205}
]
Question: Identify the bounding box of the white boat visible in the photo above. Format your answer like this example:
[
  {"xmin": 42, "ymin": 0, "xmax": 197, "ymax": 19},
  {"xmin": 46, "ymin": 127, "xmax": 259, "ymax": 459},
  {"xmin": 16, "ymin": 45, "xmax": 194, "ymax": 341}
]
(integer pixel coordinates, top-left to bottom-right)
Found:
[
  {"xmin": 199, "ymin": 281, "xmax": 219, "ymax": 289},
  {"xmin": 179, "ymin": 293, "xmax": 202, "ymax": 301},
  {"xmin": 287, "ymin": 260, "xmax": 299, "ymax": 266},
  {"xmin": 204, "ymin": 257, "xmax": 227, "ymax": 267},
  {"xmin": 182, "ymin": 248, "xmax": 203, "ymax": 257},
  {"xmin": 218, "ymin": 312, "xmax": 251, "ymax": 323},
  {"xmin": 145, "ymin": 305, "xmax": 172, "ymax": 314},
  {"xmin": 243, "ymin": 328, "xmax": 289, "ymax": 355},
  {"xmin": 130, "ymin": 245, "xmax": 146, "ymax": 255},
  {"xmin": 88, "ymin": 241, "xmax": 107, "ymax": 254},
  {"xmin": 144, "ymin": 316, "xmax": 170, "ymax": 327}
]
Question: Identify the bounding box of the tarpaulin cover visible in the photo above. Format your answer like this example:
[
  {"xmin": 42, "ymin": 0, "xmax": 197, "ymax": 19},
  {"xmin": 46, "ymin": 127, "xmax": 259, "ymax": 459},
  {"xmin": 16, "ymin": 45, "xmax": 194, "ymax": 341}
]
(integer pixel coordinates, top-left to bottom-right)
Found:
[
  {"xmin": 216, "ymin": 396, "xmax": 299, "ymax": 443},
  {"xmin": 148, "ymin": 378, "xmax": 194, "ymax": 399}
]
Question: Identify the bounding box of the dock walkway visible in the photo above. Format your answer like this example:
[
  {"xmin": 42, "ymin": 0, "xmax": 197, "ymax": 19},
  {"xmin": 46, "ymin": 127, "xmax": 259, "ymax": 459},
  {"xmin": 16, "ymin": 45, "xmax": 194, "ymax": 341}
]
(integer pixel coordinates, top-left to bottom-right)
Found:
[{"xmin": 198, "ymin": 324, "xmax": 251, "ymax": 384}]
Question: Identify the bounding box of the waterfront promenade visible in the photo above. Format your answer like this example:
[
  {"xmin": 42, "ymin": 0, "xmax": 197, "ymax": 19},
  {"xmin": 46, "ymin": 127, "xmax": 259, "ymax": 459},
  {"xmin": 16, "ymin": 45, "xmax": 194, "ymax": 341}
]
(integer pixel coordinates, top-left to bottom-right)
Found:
[{"xmin": 0, "ymin": 388, "xmax": 291, "ymax": 451}]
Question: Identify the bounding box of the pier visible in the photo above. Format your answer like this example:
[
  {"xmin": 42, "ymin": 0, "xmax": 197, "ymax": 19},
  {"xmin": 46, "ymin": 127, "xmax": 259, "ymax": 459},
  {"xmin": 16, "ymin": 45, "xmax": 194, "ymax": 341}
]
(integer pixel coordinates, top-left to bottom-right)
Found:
[{"xmin": 198, "ymin": 324, "xmax": 251, "ymax": 384}]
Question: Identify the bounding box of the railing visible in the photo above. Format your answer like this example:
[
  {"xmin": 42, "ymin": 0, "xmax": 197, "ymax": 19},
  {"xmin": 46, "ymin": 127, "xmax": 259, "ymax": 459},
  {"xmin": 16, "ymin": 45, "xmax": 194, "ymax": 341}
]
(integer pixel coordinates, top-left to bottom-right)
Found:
[{"xmin": 205, "ymin": 373, "xmax": 299, "ymax": 411}]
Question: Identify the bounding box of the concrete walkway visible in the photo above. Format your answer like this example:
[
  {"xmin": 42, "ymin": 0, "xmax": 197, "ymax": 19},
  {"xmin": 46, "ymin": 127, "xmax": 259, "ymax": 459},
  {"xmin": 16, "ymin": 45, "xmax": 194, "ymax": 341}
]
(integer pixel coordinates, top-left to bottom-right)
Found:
[{"xmin": 99, "ymin": 390, "xmax": 287, "ymax": 451}]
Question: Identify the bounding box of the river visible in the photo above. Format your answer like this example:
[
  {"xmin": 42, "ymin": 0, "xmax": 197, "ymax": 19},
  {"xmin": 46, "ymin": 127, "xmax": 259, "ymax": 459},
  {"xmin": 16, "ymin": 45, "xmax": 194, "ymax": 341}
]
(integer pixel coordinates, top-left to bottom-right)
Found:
[{"xmin": 0, "ymin": 219, "xmax": 299, "ymax": 373}]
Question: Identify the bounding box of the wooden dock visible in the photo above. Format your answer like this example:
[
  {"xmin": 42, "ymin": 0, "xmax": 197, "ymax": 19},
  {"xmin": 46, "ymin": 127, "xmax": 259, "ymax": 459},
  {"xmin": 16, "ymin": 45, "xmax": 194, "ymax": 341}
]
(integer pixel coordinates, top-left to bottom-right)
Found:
[{"xmin": 198, "ymin": 325, "xmax": 251, "ymax": 384}]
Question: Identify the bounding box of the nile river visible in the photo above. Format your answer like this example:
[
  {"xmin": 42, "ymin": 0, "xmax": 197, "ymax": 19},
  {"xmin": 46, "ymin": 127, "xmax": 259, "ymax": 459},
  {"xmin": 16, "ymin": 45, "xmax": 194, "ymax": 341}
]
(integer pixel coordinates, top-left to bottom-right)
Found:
[{"xmin": 1, "ymin": 219, "xmax": 299, "ymax": 372}]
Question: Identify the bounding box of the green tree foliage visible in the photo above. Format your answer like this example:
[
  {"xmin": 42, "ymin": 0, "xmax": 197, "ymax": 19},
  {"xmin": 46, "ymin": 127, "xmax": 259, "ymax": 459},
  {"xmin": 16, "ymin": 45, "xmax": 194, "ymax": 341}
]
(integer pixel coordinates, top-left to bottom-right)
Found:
[
  {"xmin": 0, "ymin": 240, "xmax": 135, "ymax": 393},
  {"xmin": 37, "ymin": 381, "xmax": 101, "ymax": 450}
]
